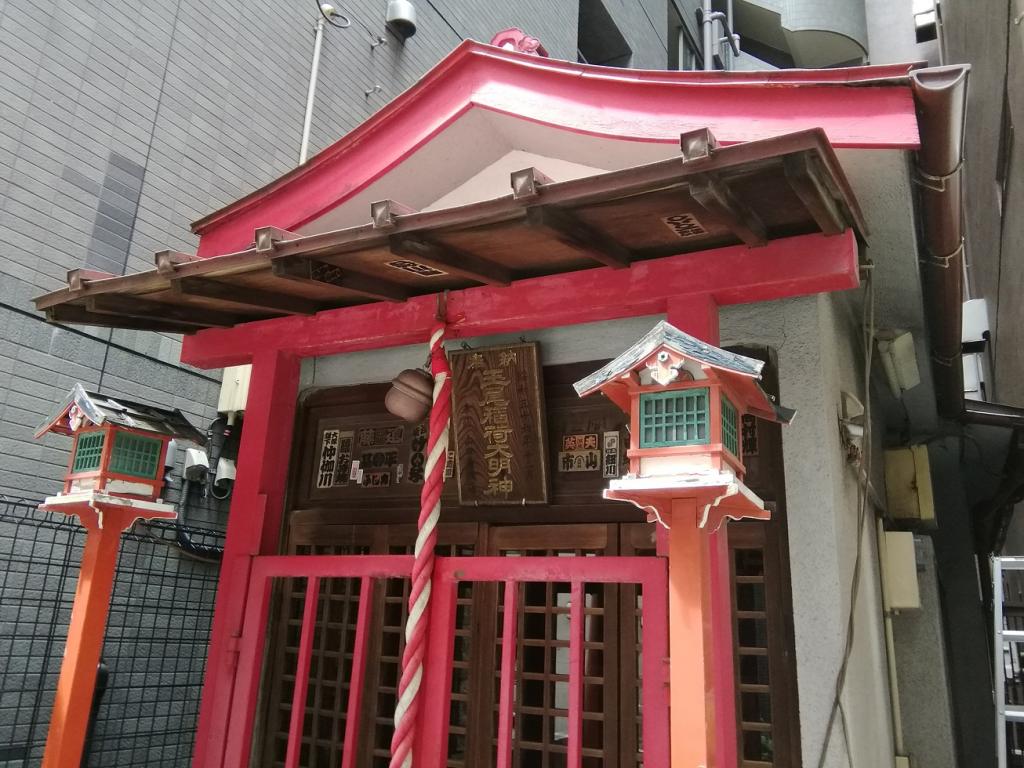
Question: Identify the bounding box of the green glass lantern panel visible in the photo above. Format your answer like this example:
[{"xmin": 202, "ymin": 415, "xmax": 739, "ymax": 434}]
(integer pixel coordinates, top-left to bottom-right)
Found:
[
  {"xmin": 109, "ymin": 431, "xmax": 162, "ymax": 479},
  {"xmin": 72, "ymin": 432, "xmax": 105, "ymax": 473},
  {"xmin": 639, "ymin": 388, "xmax": 709, "ymax": 448},
  {"xmin": 721, "ymin": 394, "xmax": 739, "ymax": 456}
]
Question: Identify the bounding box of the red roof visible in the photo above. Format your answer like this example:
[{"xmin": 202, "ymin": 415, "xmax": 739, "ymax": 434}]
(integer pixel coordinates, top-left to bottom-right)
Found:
[{"xmin": 191, "ymin": 40, "xmax": 923, "ymax": 258}]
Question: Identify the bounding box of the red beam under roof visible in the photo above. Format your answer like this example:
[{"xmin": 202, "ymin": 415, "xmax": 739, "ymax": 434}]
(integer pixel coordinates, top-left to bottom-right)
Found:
[
  {"xmin": 181, "ymin": 230, "xmax": 859, "ymax": 369},
  {"xmin": 190, "ymin": 41, "xmax": 920, "ymax": 257}
]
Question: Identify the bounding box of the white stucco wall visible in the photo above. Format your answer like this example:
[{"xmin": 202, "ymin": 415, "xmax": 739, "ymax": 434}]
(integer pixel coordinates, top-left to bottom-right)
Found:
[
  {"xmin": 722, "ymin": 293, "xmax": 895, "ymax": 768},
  {"xmin": 299, "ymin": 314, "xmax": 665, "ymax": 389}
]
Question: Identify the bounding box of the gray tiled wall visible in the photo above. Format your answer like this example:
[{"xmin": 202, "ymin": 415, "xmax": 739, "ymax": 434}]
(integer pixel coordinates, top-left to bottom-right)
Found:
[{"xmin": 0, "ymin": 0, "xmax": 671, "ymax": 502}]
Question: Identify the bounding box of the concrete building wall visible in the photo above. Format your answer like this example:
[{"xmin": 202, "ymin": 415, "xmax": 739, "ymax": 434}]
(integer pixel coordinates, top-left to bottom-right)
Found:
[
  {"xmin": 864, "ymin": 0, "xmax": 940, "ymax": 64},
  {"xmin": 732, "ymin": 0, "xmax": 868, "ymax": 66},
  {"xmin": 891, "ymin": 535, "xmax": 958, "ymax": 768},
  {"xmin": 941, "ymin": 0, "xmax": 1023, "ymax": 407},
  {"xmin": 0, "ymin": 0, "xmax": 668, "ymax": 499},
  {"xmin": 723, "ymin": 294, "xmax": 896, "ymax": 768}
]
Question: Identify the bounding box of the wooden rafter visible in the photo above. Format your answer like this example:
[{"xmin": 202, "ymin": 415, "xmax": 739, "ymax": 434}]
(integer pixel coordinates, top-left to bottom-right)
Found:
[
  {"xmin": 46, "ymin": 304, "xmax": 197, "ymax": 334},
  {"xmin": 687, "ymin": 173, "xmax": 767, "ymax": 247},
  {"xmin": 389, "ymin": 235, "xmax": 511, "ymax": 286},
  {"xmin": 173, "ymin": 277, "xmax": 321, "ymax": 315},
  {"xmin": 271, "ymin": 258, "xmax": 409, "ymax": 303},
  {"xmin": 524, "ymin": 206, "xmax": 632, "ymax": 269},
  {"xmin": 33, "ymin": 129, "xmax": 869, "ymax": 330},
  {"xmin": 85, "ymin": 294, "xmax": 244, "ymax": 328},
  {"xmin": 783, "ymin": 154, "xmax": 847, "ymax": 236}
]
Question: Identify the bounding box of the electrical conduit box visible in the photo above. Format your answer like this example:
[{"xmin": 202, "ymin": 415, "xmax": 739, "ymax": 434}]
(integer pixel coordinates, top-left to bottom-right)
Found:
[
  {"xmin": 884, "ymin": 445, "xmax": 935, "ymax": 527},
  {"xmin": 880, "ymin": 531, "xmax": 921, "ymax": 611},
  {"xmin": 217, "ymin": 364, "xmax": 251, "ymax": 414}
]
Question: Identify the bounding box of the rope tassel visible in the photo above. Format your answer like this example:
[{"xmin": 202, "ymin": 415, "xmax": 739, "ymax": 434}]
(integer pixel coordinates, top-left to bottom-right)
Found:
[{"xmin": 390, "ymin": 321, "xmax": 451, "ymax": 768}]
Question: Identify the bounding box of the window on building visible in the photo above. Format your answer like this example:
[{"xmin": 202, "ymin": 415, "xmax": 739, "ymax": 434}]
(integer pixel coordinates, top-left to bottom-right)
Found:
[
  {"xmin": 672, "ymin": 25, "xmax": 699, "ymax": 70},
  {"xmin": 914, "ymin": 0, "xmax": 938, "ymax": 43},
  {"xmin": 667, "ymin": 3, "xmax": 700, "ymax": 70},
  {"xmin": 577, "ymin": 0, "xmax": 633, "ymax": 67}
]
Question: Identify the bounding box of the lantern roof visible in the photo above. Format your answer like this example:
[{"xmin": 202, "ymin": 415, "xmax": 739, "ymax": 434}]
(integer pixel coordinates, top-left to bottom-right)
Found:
[
  {"xmin": 573, "ymin": 320, "xmax": 795, "ymax": 424},
  {"xmin": 34, "ymin": 383, "xmax": 206, "ymax": 443}
]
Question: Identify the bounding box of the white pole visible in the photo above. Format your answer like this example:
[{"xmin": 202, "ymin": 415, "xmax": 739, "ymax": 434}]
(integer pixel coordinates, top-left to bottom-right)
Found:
[
  {"xmin": 299, "ymin": 9, "xmax": 330, "ymax": 164},
  {"xmin": 702, "ymin": 0, "xmax": 714, "ymax": 71}
]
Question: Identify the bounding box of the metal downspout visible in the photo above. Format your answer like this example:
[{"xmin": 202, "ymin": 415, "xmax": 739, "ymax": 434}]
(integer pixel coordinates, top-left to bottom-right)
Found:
[{"xmin": 910, "ymin": 64, "xmax": 969, "ymax": 420}]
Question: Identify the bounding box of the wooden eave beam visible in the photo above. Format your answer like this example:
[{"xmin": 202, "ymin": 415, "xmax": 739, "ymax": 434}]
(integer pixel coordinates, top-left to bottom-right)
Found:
[
  {"xmin": 172, "ymin": 277, "xmax": 322, "ymax": 315},
  {"xmin": 389, "ymin": 235, "xmax": 511, "ymax": 286},
  {"xmin": 688, "ymin": 173, "xmax": 768, "ymax": 247},
  {"xmin": 84, "ymin": 294, "xmax": 246, "ymax": 328},
  {"xmin": 525, "ymin": 206, "xmax": 632, "ymax": 269},
  {"xmin": 47, "ymin": 304, "xmax": 199, "ymax": 334},
  {"xmin": 783, "ymin": 153, "xmax": 847, "ymax": 236},
  {"xmin": 33, "ymin": 129, "xmax": 858, "ymax": 314},
  {"xmin": 271, "ymin": 257, "xmax": 409, "ymax": 303}
]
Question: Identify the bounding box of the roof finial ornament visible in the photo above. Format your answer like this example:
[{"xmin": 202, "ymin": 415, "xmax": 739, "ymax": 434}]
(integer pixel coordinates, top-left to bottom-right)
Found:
[{"xmin": 490, "ymin": 28, "xmax": 549, "ymax": 57}]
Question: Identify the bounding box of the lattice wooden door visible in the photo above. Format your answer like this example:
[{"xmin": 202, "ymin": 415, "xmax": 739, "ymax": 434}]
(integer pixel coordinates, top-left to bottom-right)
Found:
[{"xmin": 251, "ymin": 523, "xmax": 662, "ymax": 768}]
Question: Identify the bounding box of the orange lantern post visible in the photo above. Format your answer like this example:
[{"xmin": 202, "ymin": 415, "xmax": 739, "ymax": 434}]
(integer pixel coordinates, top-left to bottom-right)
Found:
[
  {"xmin": 575, "ymin": 322, "xmax": 794, "ymax": 768},
  {"xmin": 33, "ymin": 385, "xmax": 205, "ymax": 768}
]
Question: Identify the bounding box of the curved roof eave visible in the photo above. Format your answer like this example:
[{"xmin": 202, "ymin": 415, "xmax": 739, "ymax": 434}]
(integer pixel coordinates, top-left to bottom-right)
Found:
[{"xmin": 189, "ymin": 40, "xmax": 923, "ymax": 257}]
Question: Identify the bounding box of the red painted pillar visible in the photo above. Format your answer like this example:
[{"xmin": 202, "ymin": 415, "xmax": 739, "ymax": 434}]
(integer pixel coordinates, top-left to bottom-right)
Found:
[
  {"xmin": 41, "ymin": 508, "xmax": 125, "ymax": 768},
  {"xmin": 665, "ymin": 295, "xmax": 738, "ymax": 768},
  {"xmin": 193, "ymin": 350, "xmax": 301, "ymax": 768}
]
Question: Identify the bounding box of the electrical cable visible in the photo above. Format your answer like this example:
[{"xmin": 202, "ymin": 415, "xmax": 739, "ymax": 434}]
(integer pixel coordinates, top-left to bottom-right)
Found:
[
  {"xmin": 813, "ymin": 268, "xmax": 876, "ymax": 768},
  {"xmin": 422, "ymin": 0, "xmax": 464, "ymax": 40},
  {"xmin": 174, "ymin": 478, "xmax": 224, "ymax": 563}
]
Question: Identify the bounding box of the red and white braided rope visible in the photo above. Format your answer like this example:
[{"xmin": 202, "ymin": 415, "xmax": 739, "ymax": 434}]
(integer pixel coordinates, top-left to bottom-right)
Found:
[{"xmin": 390, "ymin": 321, "xmax": 451, "ymax": 768}]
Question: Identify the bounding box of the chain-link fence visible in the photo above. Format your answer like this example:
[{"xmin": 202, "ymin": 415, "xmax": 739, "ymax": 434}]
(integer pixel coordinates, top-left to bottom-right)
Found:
[{"xmin": 0, "ymin": 498, "xmax": 225, "ymax": 767}]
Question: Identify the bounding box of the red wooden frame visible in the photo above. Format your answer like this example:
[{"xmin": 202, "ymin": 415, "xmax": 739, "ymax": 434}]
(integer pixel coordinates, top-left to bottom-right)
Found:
[
  {"xmin": 191, "ymin": 237, "xmax": 841, "ymax": 765},
  {"xmin": 220, "ymin": 554, "xmax": 668, "ymax": 768},
  {"xmin": 182, "ymin": 230, "xmax": 858, "ymax": 369}
]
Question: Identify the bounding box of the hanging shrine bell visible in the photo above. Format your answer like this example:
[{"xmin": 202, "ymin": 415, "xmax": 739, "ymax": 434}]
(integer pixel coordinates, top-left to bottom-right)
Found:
[
  {"xmin": 32, "ymin": 384, "xmax": 205, "ymax": 768},
  {"xmin": 575, "ymin": 321, "xmax": 794, "ymax": 768}
]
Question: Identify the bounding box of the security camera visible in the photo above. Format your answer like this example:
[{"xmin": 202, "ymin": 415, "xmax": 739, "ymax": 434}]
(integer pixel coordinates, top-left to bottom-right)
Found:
[
  {"xmin": 183, "ymin": 448, "xmax": 210, "ymax": 482},
  {"xmin": 386, "ymin": 0, "xmax": 417, "ymax": 39}
]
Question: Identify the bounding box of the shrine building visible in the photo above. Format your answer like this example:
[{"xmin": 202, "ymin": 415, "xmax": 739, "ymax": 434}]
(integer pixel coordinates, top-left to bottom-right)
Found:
[{"xmin": 33, "ymin": 38, "xmax": 970, "ymax": 768}]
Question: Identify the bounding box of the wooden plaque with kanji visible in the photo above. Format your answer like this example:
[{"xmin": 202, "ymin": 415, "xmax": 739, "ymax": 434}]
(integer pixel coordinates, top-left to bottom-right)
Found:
[{"xmin": 450, "ymin": 342, "xmax": 549, "ymax": 505}]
